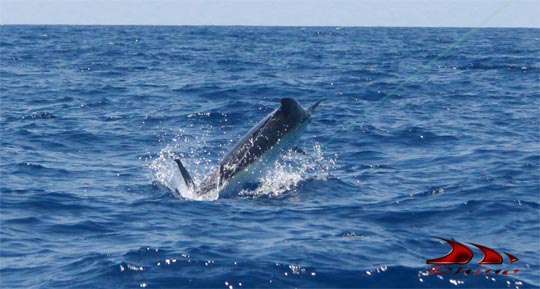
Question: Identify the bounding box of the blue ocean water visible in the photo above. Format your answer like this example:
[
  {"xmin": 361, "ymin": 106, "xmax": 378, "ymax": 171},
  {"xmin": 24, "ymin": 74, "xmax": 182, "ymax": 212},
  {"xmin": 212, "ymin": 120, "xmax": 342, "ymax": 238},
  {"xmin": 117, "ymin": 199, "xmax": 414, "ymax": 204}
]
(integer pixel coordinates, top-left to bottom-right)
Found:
[{"xmin": 1, "ymin": 25, "xmax": 539, "ymax": 288}]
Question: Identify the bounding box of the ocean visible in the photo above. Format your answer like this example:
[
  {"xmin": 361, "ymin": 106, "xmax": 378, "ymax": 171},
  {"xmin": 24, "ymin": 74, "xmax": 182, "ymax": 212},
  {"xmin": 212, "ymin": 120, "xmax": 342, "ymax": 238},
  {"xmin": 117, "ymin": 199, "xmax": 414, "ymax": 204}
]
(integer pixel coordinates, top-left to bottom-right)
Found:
[{"xmin": 0, "ymin": 25, "xmax": 539, "ymax": 288}]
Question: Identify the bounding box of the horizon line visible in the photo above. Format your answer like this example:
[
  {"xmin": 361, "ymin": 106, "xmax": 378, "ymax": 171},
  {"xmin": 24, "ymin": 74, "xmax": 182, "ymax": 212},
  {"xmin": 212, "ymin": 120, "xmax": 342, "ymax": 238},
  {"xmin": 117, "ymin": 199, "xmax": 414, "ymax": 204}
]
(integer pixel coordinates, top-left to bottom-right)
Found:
[{"xmin": 2, "ymin": 23, "xmax": 539, "ymax": 29}]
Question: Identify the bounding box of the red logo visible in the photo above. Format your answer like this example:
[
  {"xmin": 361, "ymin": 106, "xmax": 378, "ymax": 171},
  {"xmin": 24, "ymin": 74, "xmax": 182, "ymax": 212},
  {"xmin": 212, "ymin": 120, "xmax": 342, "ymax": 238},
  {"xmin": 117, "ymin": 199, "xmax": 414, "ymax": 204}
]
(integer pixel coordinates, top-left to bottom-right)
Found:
[
  {"xmin": 426, "ymin": 237, "xmax": 518, "ymax": 264},
  {"xmin": 426, "ymin": 237, "xmax": 520, "ymax": 276}
]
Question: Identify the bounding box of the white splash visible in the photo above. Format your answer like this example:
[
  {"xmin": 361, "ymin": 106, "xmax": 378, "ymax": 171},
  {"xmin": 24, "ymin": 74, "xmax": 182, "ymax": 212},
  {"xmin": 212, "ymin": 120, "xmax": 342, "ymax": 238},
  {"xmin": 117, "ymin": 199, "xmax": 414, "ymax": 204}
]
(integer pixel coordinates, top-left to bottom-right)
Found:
[
  {"xmin": 147, "ymin": 122, "xmax": 222, "ymax": 201},
  {"xmin": 239, "ymin": 144, "xmax": 335, "ymax": 198},
  {"xmin": 148, "ymin": 122, "xmax": 335, "ymax": 201},
  {"xmin": 149, "ymin": 144, "xmax": 219, "ymax": 201}
]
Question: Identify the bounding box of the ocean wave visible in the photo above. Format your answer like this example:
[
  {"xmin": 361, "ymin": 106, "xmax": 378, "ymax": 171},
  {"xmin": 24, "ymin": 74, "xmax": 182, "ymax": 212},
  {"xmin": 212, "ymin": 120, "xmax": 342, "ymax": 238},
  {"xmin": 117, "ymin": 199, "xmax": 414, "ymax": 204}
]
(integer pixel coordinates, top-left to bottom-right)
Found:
[{"xmin": 1, "ymin": 26, "xmax": 538, "ymax": 289}]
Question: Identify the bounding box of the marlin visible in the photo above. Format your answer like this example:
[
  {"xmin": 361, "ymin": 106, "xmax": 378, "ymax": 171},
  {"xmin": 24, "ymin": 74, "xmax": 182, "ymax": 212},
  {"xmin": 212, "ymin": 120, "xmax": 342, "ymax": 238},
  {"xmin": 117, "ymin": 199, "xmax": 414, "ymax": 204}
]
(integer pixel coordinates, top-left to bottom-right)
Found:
[{"xmin": 175, "ymin": 98, "xmax": 322, "ymax": 197}]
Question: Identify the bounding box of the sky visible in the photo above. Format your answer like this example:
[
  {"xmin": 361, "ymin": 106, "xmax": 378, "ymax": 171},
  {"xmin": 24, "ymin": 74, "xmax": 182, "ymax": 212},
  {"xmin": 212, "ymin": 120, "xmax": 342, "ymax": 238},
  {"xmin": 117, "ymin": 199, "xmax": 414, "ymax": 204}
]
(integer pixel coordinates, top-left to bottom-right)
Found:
[{"xmin": 0, "ymin": 0, "xmax": 539, "ymax": 27}]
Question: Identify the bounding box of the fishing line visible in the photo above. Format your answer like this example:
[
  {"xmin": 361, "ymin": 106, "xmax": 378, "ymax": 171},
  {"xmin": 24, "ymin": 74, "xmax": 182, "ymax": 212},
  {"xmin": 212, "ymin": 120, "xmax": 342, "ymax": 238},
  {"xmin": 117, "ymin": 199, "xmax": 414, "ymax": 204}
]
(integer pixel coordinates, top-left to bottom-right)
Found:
[{"xmin": 321, "ymin": 0, "xmax": 515, "ymax": 147}]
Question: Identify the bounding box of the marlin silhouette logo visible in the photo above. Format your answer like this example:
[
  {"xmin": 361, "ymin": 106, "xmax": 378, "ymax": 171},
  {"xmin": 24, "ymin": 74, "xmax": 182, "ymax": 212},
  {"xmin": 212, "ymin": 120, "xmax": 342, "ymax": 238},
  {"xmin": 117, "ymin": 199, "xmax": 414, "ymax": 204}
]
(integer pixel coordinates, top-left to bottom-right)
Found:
[{"xmin": 426, "ymin": 237, "xmax": 519, "ymax": 264}]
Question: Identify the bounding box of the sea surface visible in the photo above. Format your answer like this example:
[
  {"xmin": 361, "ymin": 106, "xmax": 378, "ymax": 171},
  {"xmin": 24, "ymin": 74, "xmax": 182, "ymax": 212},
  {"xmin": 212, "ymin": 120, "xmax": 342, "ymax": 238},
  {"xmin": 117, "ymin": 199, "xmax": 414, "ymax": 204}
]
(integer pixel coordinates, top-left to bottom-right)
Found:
[{"xmin": 1, "ymin": 26, "xmax": 539, "ymax": 288}]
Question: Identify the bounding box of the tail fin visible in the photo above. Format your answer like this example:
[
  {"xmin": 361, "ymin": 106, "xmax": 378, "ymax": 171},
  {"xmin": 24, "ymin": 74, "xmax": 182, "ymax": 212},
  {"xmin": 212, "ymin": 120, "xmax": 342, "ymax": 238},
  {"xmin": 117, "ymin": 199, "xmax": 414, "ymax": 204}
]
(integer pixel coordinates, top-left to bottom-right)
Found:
[{"xmin": 174, "ymin": 159, "xmax": 195, "ymax": 189}]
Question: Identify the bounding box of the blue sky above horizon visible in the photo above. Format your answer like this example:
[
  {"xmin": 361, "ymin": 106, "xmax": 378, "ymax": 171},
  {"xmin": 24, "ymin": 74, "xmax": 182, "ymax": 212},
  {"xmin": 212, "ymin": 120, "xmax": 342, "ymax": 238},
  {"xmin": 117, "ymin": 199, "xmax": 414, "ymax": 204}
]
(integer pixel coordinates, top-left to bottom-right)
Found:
[{"xmin": 1, "ymin": 0, "xmax": 539, "ymax": 28}]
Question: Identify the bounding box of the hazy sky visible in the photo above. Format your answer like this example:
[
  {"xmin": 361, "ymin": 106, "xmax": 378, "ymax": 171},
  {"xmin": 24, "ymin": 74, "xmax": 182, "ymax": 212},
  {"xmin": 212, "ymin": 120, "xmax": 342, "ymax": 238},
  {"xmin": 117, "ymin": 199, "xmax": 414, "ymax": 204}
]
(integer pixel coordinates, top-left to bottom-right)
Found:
[{"xmin": 1, "ymin": 0, "xmax": 539, "ymax": 27}]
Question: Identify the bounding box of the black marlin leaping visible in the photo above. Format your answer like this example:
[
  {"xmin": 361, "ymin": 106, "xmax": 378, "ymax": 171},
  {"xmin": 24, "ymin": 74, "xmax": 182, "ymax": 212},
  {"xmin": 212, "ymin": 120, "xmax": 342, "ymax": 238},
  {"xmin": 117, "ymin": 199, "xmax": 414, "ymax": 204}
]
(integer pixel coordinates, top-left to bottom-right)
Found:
[{"xmin": 175, "ymin": 98, "xmax": 322, "ymax": 197}]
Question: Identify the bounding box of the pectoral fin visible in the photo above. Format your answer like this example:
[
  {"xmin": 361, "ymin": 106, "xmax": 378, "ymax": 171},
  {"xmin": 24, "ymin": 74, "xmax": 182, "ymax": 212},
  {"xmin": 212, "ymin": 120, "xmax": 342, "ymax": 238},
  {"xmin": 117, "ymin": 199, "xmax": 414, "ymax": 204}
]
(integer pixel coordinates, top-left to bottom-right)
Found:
[{"xmin": 292, "ymin": 146, "xmax": 308, "ymax": 155}]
